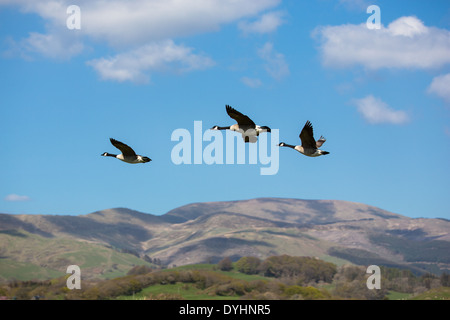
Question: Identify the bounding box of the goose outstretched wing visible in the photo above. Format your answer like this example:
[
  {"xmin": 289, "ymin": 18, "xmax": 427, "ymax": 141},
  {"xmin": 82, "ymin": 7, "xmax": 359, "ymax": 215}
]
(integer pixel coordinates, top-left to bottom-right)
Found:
[
  {"xmin": 110, "ymin": 138, "xmax": 137, "ymax": 157},
  {"xmin": 299, "ymin": 121, "xmax": 318, "ymax": 149},
  {"xmin": 226, "ymin": 105, "xmax": 255, "ymax": 127},
  {"xmin": 316, "ymin": 136, "xmax": 326, "ymax": 148}
]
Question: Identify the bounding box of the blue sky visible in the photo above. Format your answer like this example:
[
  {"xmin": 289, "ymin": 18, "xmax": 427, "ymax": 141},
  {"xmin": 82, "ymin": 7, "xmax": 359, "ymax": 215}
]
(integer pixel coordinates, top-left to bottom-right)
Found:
[{"xmin": 1, "ymin": 0, "xmax": 449, "ymax": 219}]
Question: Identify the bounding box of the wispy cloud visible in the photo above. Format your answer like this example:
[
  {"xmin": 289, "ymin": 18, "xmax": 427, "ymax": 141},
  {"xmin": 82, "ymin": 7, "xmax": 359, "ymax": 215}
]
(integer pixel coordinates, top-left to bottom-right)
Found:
[
  {"xmin": 238, "ymin": 10, "xmax": 285, "ymax": 35},
  {"xmin": 338, "ymin": 0, "xmax": 371, "ymax": 11},
  {"xmin": 77, "ymin": 0, "xmax": 281, "ymax": 47},
  {"xmin": 12, "ymin": 31, "xmax": 84, "ymax": 60},
  {"xmin": 257, "ymin": 42, "xmax": 289, "ymax": 81},
  {"xmin": 2, "ymin": 0, "xmax": 281, "ymax": 56},
  {"xmin": 87, "ymin": 40, "xmax": 214, "ymax": 83},
  {"xmin": 351, "ymin": 95, "xmax": 409, "ymax": 125},
  {"xmin": 241, "ymin": 76, "xmax": 263, "ymax": 88},
  {"xmin": 1, "ymin": 0, "xmax": 283, "ymax": 84},
  {"xmin": 4, "ymin": 194, "xmax": 31, "ymax": 202},
  {"xmin": 313, "ymin": 16, "xmax": 450, "ymax": 70},
  {"xmin": 428, "ymin": 73, "xmax": 450, "ymax": 104}
]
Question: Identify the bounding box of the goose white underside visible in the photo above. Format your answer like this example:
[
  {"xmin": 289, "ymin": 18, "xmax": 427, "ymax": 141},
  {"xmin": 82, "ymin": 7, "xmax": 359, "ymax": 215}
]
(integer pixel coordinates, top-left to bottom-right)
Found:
[
  {"xmin": 116, "ymin": 154, "xmax": 149, "ymax": 164},
  {"xmin": 294, "ymin": 146, "xmax": 327, "ymax": 157},
  {"xmin": 231, "ymin": 127, "xmax": 268, "ymax": 143}
]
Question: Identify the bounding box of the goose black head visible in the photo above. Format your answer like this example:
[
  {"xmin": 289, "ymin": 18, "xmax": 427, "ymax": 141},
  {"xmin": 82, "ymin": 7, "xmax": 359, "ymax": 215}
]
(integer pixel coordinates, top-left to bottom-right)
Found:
[{"xmin": 259, "ymin": 126, "xmax": 271, "ymax": 133}]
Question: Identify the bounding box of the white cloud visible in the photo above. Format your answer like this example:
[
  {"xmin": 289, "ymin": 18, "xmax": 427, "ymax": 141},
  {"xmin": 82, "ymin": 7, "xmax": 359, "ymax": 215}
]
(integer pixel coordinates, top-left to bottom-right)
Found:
[
  {"xmin": 241, "ymin": 76, "xmax": 262, "ymax": 88},
  {"xmin": 2, "ymin": 0, "xmax": 282, "ymax": 82},
  {"xmin": 83, "ymin": 0, "xmax": 280, "ymax": 47},
  {"xmin": 257, "ymin": 42, "xmax": 289, "ymax": 81},
  {"xmin": 238, "ymin": 10, "xmax": 285, "ymax": 35},
  {"xmin": 338, "ymin": 0, "xmax": 371, "ymax": 10},
  {"xmin": 4, "ymin": 194, "xmax": 31, "ymax": 202},
  {"xmin": 352, "ymin": 95, "xmax": 409, "ymax": 124},
  {"xmin": 388, "ymin": 16, "xmax": 428, "ymax": 37},
  {"xmin": 87, "ymin": 40, "xmax": 215, "ymax": 83},
  {"xmin": 428, "ymin": 73, "xmax": 450, "ymax": 104},
  {"xmin": 314, "ymin": 16, "xmax": 450, "ymax": 70},
  {"xmin": 2, "ymin": 0, "xmax": 281, "ymax": 48},
  {"xmin": 19, "ymin": 31, "xmax": 84, "ymax": 60}
]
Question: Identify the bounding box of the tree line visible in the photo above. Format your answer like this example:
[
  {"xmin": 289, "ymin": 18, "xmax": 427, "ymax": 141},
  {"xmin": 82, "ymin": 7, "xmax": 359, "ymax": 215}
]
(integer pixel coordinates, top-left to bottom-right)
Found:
[
  {"xmin": 219, "ymin": 255, "xmax": 337, "ymax": 284},
  {"xmin": 1, "ymin": 254, "xmax": 449, "ymax": 300}
]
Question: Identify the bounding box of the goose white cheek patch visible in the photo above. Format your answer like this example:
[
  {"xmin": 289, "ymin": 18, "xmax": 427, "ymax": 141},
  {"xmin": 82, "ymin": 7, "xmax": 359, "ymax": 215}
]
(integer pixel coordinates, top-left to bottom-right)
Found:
[{"xmin": 171, "ymin": 121, "xmax": 279, "ymax": 175}]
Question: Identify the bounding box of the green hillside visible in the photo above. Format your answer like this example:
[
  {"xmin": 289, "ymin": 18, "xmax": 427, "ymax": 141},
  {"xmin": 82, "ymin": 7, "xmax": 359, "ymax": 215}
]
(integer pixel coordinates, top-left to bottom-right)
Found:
[
  {"xmin": 1, "ymin": 256, "xmax": 449, "ymax": 300},
  {"xmin": 0, "ymin": 230, "xmax": 153, "ymax": 282},
  {"xmin": 410, "ymin": 287, "xmax": 450, "ymax": 300},
  {"xmin": 2, "ymin": 198, "xmax": 449, "ymax": 285}
]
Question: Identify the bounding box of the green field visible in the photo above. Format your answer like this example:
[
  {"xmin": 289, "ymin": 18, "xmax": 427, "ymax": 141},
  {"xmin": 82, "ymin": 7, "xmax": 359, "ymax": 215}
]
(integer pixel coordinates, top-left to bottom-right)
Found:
[
  {"xmin": 0, "ymin": 259, "xmax": 65, "ymax": 281},
  {"xmin": 410, "ymin": 287, "xmax": 450, "ymax": 300},
  {"xmin": 0, "ymin": 230, "xmax": 154, "ymax": 282},
  {"xmin": 165, "ymin": 263, "xmax": 270, "ymax": 281},
  {"xmin": 386, "ymin": 291, "xmax": 413, "ymax": 300},
  {"xmin": 118, "ymin": 282, "xmax": 240, "ymax": 300},
  {"xmin": 118, "ymin": 263, "xmax": 271, "ymax": 300},
  {"xmin": 2, "ymin": 257, "xmax": 450, "ymax": 300}
]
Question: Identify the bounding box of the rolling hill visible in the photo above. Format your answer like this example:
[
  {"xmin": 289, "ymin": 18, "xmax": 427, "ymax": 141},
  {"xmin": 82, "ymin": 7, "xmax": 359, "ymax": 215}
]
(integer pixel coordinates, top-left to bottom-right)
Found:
[{"xmin": 1, "ymin": 198, "xmax": 449, "ymax": 282}]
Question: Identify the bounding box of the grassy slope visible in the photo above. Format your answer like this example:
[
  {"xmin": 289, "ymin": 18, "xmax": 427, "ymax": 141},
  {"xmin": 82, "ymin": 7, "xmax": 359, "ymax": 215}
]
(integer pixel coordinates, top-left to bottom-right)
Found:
[
  {"xmin": 0, "ymin": 230, "xmax": 153, "ymax": 282},
  {"xmin": 118, "ymin": 283, "xmax": 240, "ymax": 300},
  {"xmin": 410, "ymin": 287, "xmax": 450, "ymax": 300},
  {"xmin": 118, "ymin": 263, "xmax": 271, "ymax": 300},
  {"xmin": 118, "ymin": 264, "xmax": 450, "ymax": 300},
  {"xmin": 386, "ymin": 287, "xmax": 450, "ymax": 300}
]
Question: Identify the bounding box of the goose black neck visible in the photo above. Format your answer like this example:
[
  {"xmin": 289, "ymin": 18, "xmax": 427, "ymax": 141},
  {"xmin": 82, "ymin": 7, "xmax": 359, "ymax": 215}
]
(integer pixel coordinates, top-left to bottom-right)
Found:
[{"xmin": 103, "ymin": 152, "xmax": 117, "ymax": 157}]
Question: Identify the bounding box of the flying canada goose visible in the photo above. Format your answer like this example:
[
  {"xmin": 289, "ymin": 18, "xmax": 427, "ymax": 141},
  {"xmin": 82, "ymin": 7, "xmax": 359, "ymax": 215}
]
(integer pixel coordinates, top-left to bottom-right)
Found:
[
  {"xmin": 210, "ymin": 105, "xmax": 271, "ymax": 143},
  {"xmin": 278, "ymin": 120, "xmax": 330, "ymax": 157},
  {"xmin": 101, "ymin": 138, "xmax": 151, "ymax": 164}
]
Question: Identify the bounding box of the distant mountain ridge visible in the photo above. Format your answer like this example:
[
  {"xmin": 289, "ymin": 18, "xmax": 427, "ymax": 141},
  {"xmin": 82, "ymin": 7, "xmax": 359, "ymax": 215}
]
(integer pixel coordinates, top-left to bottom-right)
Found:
[{"xmin": 1, "ymin": 198, "xmax": 449, "ymax": 282}]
